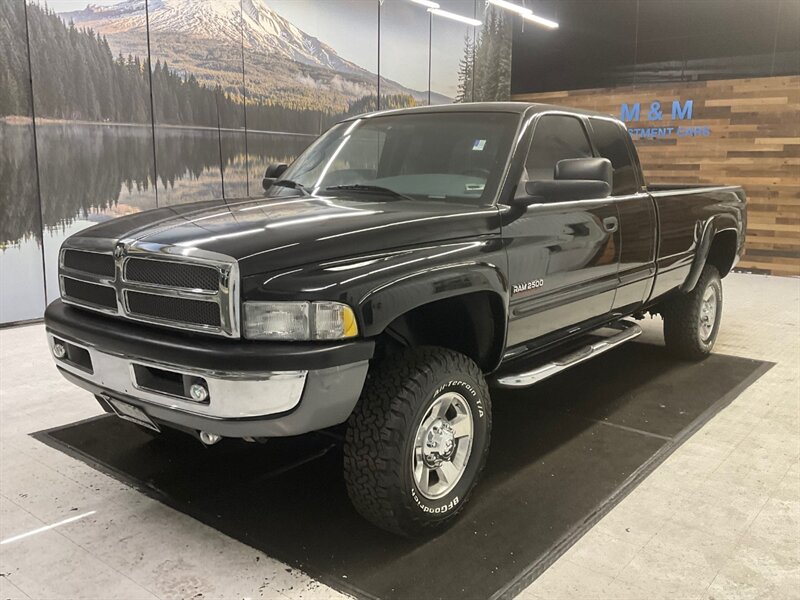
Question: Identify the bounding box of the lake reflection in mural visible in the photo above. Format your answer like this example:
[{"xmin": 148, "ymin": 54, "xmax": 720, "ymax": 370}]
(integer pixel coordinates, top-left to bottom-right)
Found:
[
  {"xmin": 0, "ymin": 121, "xmax": 312, "ymax": 304},
  {"xmin": 1, "ymin": 0, "xmax": 510, "ymax": 323}
]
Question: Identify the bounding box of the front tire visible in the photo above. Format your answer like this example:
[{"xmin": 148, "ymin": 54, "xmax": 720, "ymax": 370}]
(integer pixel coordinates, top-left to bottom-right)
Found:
[
  {"xmin": 663, "ymin": 264, "xmax": 723, "ymax": 361},
  {"xmin": 343, "ymin": 346, "xmax": 491, "ymax": 536}
]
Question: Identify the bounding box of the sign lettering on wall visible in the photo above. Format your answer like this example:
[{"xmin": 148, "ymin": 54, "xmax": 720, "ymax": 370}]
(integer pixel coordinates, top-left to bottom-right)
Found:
[{"xmin": 620, "ymin": 99, "xmax": 711, "ymax": 139}]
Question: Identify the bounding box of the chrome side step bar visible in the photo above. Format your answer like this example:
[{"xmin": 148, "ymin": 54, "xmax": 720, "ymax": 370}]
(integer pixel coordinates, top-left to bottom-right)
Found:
[{"xmin": 494, "ymin": 321, "xmax": 643, "ymax": 389}]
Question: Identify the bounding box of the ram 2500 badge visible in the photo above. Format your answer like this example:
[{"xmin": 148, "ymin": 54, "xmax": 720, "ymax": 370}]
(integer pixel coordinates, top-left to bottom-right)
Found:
[{"xmin": 45, "ymin": 103, "xmax": 746, "ymax": 536}]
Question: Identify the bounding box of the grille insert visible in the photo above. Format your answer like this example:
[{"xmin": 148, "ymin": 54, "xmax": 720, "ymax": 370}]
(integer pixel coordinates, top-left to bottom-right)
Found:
[
  {"xmin": 63, "ymin": 278, "xmax": 117, "ymax": 310},
  {"xmin": 63, "ymin": 250, "xmax": 115, "ymax": 278},
  {"xmin": 126, "ymin": 291, "xmax": 221, "ymax": 327},
  {"xmin": 125, "ymin": 258, "xmax": 219, "ymax": 291}
]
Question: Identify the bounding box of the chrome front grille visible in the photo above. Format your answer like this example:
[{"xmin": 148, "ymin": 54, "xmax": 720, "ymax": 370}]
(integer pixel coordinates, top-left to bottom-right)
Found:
[
  {"xmin": 124, "ymin": 257, "xmax": 219, "ymax": 291},
  {"xmin": 125, "ymin": 290, "xmax": 223, "ymax": 327},
  {"xmin": 62, "ymin": 277, "xmax": 117, "ymax": 310},
  {"xmin": 58, "ymin": 240, "xmax": 239, "ymax": 338},
  {"xmin": 63, "ymin": 249, "xmax": 116, "ymax": 278}
]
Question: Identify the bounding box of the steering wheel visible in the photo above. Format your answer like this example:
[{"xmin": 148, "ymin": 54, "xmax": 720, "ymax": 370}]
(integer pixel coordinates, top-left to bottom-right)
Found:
[{"xmin": 461, "ymin": 168, "xmax": 491, "ymax": 178}]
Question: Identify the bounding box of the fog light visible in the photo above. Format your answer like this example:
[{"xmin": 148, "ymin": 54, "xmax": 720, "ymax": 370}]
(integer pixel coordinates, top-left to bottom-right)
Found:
[
  {"xmin": 199, "ymin": 431, "xmax": 222, "ymax": 445},
  {"xmin": 189, "ymin": 383, "xmax": 209, "ymax": 402},
  {"xmin": 53, "ymin": 343, "xmax": 67, "ymax": 359}
]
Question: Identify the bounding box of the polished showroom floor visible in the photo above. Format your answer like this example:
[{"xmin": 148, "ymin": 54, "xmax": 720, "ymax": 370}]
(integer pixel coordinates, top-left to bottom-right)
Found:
[{"xmin": 1, "ymin": 272, "xmax": 798, "ymax": 600}]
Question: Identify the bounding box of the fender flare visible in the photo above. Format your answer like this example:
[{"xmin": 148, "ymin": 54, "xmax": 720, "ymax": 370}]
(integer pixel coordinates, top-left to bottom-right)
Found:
[
  {"xmin": 680, "ymin": 214, "xmax": 740, "ymax": 293},
  {"xmin": 357, "ymin": 261, "xmax": 509, "ymax": 368}
]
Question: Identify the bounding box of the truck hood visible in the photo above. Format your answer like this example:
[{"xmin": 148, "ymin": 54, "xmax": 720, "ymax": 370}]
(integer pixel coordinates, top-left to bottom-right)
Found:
[{"xmin": 74, "ymin": 194, "xmax": 500, "ymax": 276}]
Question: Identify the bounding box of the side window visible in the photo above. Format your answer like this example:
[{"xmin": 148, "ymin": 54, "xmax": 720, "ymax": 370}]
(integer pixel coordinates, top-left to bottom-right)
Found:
[
  {"xmin": 590, "ymin": 118, "xmax": 638, "ymax": 195},
  {"xmin": 523, "ymin": 115, "xmax": 592, "ymax": 182}
]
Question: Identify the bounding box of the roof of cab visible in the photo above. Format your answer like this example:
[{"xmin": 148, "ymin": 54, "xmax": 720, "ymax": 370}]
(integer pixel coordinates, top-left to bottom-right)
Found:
[{"xmin": 347, "ymin": 101, "xmax": 622, "ymax": 122}]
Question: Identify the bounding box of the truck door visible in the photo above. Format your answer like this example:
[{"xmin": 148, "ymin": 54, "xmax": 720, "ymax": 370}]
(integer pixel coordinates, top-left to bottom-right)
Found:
[
  {"xmin": 504, "ymin": 114, "xmax": 621, "ymax": 349},
  {"xmin": 587, "ymin": 117, "xmax": 657, "ymax": 313}
]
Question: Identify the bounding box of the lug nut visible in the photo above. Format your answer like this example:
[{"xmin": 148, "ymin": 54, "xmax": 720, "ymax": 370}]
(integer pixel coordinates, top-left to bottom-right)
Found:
[
  {"xmin": 53, "ymin": 343, "xmax": 67, "ymax": 359},
  {"xmin": 189, "ymin": 383, "xmax": 209, "ymax": 402}
]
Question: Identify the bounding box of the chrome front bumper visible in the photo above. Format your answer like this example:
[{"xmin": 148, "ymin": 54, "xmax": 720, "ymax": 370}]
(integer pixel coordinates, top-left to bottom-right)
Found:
[{"xmin": 48, "ymin": 333, "xmax": 369, "ymax": 437}]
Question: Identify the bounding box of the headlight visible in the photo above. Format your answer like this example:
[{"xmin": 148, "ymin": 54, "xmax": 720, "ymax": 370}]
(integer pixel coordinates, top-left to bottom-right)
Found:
[{"xmin": 243, "ymin": 301, "xmax": 358, "ymax": 341}]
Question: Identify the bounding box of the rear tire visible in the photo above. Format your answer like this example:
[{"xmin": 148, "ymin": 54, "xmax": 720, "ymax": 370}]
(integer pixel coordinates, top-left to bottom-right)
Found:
[
  {"xmin": 663, "ymin": 264, "xmax": 723, "ymax": 361},
  {"xmin": 343, "ymin": 346, "xmax": 491, "ymax": 537}
]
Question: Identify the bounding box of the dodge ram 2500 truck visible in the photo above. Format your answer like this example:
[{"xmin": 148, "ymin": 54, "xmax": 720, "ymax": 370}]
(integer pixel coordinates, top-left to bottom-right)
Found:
[{"xmin": 45, "ymin": 103, "xmax": 746, "ymax": 536}]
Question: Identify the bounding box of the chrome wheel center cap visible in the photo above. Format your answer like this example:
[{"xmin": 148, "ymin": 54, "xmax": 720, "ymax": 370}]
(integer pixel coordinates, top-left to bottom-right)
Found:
[
  {"xmin": 699, "ymin": 286, "xmax": 718, "ymax": 341},
  {"xmin": 423, "ymin": 418, "xmax": 456, "ymax": 466},
  {"xmin": 412, "ymin": 391, "xmax": 474, "ymax": 500}
]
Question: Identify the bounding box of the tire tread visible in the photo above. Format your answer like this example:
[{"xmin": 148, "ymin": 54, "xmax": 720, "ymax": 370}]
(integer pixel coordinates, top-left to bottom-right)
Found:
[
  {"xmin": 663, "ymin": 264, "xmax": 722, "ymax": 361},
  {"xmin": 343, "ymin": 346, "xmax": 490, "ymax": 536}
]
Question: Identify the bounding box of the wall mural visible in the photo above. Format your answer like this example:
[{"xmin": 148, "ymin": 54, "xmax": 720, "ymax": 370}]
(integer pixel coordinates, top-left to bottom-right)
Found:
[
  {"xmin": 0, "ymin": 0, "xmax": 512, "ymax": 324},
  {"xmin": 0, "ymin": 0, "xmax": 46, "ymax": 323}
]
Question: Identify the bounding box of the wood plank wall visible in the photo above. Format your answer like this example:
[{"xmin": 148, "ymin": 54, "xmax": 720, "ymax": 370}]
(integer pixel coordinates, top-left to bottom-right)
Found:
[{"xmin": 512, "ymin": 76, "xmax": 800, "ymax": 277}]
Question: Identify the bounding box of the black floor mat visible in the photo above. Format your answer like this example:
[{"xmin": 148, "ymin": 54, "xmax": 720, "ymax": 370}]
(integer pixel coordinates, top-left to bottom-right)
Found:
[{"xmin": 35, "ymin": 344, "xmax": 771, "ymax": 600}]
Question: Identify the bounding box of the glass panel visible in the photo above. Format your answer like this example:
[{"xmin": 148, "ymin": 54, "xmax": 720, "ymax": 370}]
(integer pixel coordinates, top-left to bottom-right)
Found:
[
  {"xmin": 244, "ymin": 0, "xmax": 378, "ymax": 190},
  {"xmin": 280, "ymin": 111, "xmax": 518, "ymax": 203},
  {"xmin": 590, "ymin": 118, "xmax": 638, "ymax": 195},
  {"xmin": 430, "ymin": 0, "xmax": 476, "ymax": 104},
  {"xmin": 525, "ymin": 115, "xmax": 592, "ymax": 181},
  {"xmin": 0, "ymin": 0, "xmax": 45, "ymax": 323},
  {"xmin": 380, "ymin": 0, "xmax": 430, "ymax": 109},
  {"xmin": 473, "ymin": 1, "xmax": 513, "ymax": 101},
  {"xmin": 25, "ymin": 0, "xmax": 157, "ymax": 305},
  {"xmin": 147, "ymin": 0, "xmax": 249, "ymax": 204}
]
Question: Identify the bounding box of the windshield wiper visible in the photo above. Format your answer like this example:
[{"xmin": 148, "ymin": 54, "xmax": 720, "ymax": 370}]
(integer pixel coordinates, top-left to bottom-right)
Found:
[
  {"xmin": 325, "ymin": 184, "xmax": 413, "ymax": 201},
  {"xmin": 272, "ymin": 179, "xmax": 311, "ymax": 196}
]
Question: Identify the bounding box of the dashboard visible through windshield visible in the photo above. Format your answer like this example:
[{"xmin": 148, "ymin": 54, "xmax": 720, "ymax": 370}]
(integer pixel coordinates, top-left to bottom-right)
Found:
[{"xmin": 276, "ymin": 111, "xmax": 519, "ymax": 203}]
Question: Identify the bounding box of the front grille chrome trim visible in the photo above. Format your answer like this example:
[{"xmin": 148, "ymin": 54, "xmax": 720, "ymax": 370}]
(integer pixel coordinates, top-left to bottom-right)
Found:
[
  {"xmin": 62, "ymin": 248, "xmax": 116, "ymax": 279},
  {"xmin": 123, "ymin": 257, "xmax": 220, "ymax": 294},
  {"xmin": 60, "ymin": 276, "xmax": 120, "ymax": 315},
  {"xmin": 123, "ymin": 289, "xmax": 222, "ymax": 330},
  {"xmin": 57, "ymin": 238, "xmax": 240, "ymax": 338}
]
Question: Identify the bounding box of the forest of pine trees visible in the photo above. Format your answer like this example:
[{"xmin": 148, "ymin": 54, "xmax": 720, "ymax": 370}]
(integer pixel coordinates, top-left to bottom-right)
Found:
[
  {"xmin": 455, "ymin": 5, "xmax": 512, "ymax": 103},
  {"xmin": 1, "ymin": 3, "xmax": 415, "ymax": 134},
  {"xmin": 0, "ymin": 1, "xmax": 32, "ymax": 118}
]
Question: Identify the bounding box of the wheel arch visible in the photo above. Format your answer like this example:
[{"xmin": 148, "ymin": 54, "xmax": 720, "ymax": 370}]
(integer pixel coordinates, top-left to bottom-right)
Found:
[
  {"xmin": 681, "ymin": 215, "xmax": 741, "ymax": 293},
  {"xmin": 372, "ymin": 290, "xmax": 508, "ymax": 374}
]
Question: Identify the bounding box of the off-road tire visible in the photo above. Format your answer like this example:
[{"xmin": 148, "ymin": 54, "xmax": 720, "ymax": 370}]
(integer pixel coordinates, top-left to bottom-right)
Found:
[
  {"xmin": 663, "ymin": 264, "xmax": 723, "ymax": 361},
  {"xmin": 343, "ymin": 346, "xmax": 491, "ymax": 537}
]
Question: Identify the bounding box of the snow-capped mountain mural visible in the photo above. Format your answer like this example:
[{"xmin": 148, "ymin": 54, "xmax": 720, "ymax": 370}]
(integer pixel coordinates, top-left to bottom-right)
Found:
[
  {"xmin": 59, "ymin": 0, "xmax": 449, "ymax": 109},
  {"xmin": 0, "ymin": 0, "xmax": 511, "ymax": 323},
  {"xmin": 63, "ymin": 0, "xmax": 365, "ymax": 75}
]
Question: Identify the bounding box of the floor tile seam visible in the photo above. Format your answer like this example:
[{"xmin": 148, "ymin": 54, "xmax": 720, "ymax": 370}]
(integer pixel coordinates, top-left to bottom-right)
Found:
[{"xmin": 0, "ymin": 574, "xmax": 34, "ymax": 599}]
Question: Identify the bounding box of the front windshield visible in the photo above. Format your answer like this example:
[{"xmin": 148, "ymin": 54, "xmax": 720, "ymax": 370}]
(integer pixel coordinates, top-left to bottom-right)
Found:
[{"xmin": 277, "ymin": 111, "xmax": 519, "ymax": 203}]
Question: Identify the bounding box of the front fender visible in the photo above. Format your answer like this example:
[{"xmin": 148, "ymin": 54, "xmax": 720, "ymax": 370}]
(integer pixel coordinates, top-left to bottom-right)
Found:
[
  {"xmin": 357, "ymin": 255, "xmax": 508, "ymax": 337},
  {"xmin": 240, "ymin": 239, "xmax": 509, "ymax": 338}
]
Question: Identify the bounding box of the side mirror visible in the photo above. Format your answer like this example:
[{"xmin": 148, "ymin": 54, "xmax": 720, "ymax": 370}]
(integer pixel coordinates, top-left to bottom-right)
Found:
[
  {"xmin": 519, "ymin": 180, "xmax": 611, "ymax": 205},
  {"xmin": 513, "ymin": 157, "xmax": 613, "ymax": 207},
  {"xmin": 262, "ymin": 163, "xmax": 288, "ymax": 191},
  {"xmin": 554, "ymin": 157, "xmax": 613, "ymax": 186}
]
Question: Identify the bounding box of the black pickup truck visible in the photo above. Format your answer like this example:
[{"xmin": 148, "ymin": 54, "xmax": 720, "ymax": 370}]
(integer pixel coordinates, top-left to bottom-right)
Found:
[{"xmin": 45, "ymin": 103, "xmax": 746, "ymax": 536}]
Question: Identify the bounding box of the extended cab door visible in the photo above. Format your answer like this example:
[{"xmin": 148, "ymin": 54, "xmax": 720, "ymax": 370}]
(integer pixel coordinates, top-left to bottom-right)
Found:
[
  {"xmin": 587, "ymin": 117, "xmax": 657, "ymax": 313},
  {"xmin": 503, "ymin": 114, "xmax": 621, "ymax": 349}
]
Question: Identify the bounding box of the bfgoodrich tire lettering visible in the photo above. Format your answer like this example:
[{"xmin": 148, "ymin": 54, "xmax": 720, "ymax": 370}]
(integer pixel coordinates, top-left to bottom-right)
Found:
[{"xmin": 343, "ymin": 346, "xmax": 491, "ymax": 536}]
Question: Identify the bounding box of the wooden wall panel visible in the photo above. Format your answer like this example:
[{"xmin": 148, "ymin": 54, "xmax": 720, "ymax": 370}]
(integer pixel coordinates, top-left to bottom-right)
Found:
[{"xmin": 513, "ymin": 76, "xmax": 800, "ymax": 277}]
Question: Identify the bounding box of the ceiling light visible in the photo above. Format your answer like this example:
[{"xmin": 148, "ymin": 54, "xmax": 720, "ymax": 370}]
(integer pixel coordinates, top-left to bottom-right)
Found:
[
  {"xmin": 522, "ymin": 12, "xmax": 559, "ymax": 28},
  {"xmin": 488, "ymin": 0, "xmax": 531, "ymax": 16},
  {"xmin": 427, "ymin": 8, "xmax": 482, "ymax": 26},
  {"xmin": 410, "ymin": 0, "xmax": 440, "ymax": 8},
  {"xmin": 487, "ymin": 0, "xmax": 559, "ymax": 29}
]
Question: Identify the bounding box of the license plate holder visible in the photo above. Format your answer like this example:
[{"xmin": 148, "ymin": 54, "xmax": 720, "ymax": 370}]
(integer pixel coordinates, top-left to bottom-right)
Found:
[{"xmin": 104, "ymin": 395, "xmax": 160, "ymax": 432}]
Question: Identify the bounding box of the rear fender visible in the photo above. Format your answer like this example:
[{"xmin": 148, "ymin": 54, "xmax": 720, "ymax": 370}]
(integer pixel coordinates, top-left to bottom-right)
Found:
[{"xmin": 681, "ymin": 213, "xmax": 741, "ymax": 293}]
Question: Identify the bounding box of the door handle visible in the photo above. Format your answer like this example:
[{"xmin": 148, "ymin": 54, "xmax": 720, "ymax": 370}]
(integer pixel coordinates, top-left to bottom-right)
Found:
[{"xmin": 602, "ymin": 216, "xmax": 618, "ymax": 233}]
